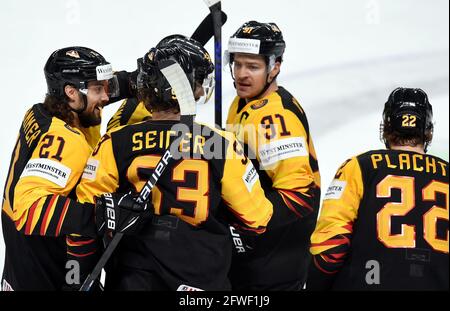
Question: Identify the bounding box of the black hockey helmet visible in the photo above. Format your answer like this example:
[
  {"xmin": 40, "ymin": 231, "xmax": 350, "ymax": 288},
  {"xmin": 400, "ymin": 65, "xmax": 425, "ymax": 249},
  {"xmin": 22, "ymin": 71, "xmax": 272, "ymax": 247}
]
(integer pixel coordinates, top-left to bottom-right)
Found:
[
  {"xmin": 137, "ymin": 39, "xmax": 214, "ymax": 109},
  {"xmin": 227, "ymin": 21, "xmax": 286, "ymax": 64},
  {"xmin": 156, "ymin": 35, "xmax": 214, "ymax": 104},
  {"xmin": 137, "ymin": 45, "xmax": 196, "ymax": 110},
  {"xmin": 381, "ymin": 87, "xmax": 433, "ymax": 150},
  {"xmin": 44, "ymin": 46, "xmax": 116, "ymax": 98}
]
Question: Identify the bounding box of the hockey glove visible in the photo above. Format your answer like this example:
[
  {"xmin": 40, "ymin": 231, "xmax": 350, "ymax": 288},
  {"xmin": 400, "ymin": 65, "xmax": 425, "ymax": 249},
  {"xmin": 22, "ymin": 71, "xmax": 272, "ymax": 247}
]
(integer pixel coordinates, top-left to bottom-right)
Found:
[
  {"xmin": 114, "ymin": 70, "xmax": 138, "ymax": 100},
  {"xmin": 95, "ymin": 192, "xmax": 153, "ymax": 236}
]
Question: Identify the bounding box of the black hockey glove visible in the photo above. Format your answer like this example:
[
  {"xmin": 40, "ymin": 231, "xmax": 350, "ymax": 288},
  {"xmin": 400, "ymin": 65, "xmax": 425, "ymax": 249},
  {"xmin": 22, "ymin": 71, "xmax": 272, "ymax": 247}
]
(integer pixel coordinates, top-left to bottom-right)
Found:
[
  {"xmin": 95, "ymin": 192, "xmax": 153, "ymax": 236},
  {"xmin": 128, "ymin": 70, "xmax": 138, "ymax": 97},
  {"xmin": 115, "ymin": 70, "xmax": 138, "ymax": 99}
]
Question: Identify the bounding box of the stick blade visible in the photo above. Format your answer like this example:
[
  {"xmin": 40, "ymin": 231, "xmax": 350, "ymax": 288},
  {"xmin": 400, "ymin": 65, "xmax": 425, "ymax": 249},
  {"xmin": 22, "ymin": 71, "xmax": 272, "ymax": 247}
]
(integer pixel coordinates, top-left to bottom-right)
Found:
[
  {"xmin": 191, "ymin": 11, "xmax": 227, "ymax": 46},
  {"xmin": 159, "ymin": 60, "xmax": 196, "ymax": 117}
]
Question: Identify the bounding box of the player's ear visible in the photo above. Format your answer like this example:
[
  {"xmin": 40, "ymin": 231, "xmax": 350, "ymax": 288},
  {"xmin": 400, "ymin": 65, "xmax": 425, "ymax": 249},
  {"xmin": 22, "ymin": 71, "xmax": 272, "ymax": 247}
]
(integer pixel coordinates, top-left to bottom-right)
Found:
[
  {"xmin": 64, "ymin": 85, "xmax": 78, "ymax": 101},
  {"xmin": 268, "ymin": 62, "xmax": 281, "ymax": 82}
]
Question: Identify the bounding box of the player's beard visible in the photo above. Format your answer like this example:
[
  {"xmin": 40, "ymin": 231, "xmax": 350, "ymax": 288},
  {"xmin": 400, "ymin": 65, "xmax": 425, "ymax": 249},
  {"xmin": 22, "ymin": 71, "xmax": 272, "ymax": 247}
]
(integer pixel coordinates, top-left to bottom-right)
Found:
[{"xmin": 79, "ymin": 107, "xmax": 102, "ymax": 127}]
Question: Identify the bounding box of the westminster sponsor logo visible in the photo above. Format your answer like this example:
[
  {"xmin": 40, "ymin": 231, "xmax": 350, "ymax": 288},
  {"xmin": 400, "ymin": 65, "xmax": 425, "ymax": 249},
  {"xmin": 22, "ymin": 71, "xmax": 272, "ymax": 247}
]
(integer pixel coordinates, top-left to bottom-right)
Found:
[
  {"xmin": 96, "ymin": 64, "xmax": 114, "ymax": 80},
  {"xmin": 21, "ymin": 158, "xmax": 71, "ymax": 187},
  {"xmin": 228, "ymin": 38, "xmax": 261, "ymax": 54},
  {"xmin": 82, "ymin": 158, "xmax": 99, "ymax": 181},
  {"xmin": 324, "ymin": 179, "xmax": 347, "ymax": 200},
  {"xmin": 242, "ymin": 163, "xmax": 258, "ymax": 193},
  {"xmin": 258, "ymin": 137, "xmax": 308, "ymax": 168}
]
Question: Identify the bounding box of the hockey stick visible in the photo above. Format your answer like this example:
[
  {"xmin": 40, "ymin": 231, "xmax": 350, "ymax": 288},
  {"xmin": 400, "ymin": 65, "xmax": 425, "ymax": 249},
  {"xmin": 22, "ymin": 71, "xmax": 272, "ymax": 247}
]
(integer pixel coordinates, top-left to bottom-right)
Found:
[
  {"xmin": 191, "ymin": 10, "xmax": 227, "ymax": 46},
  {"xmin": 80, "ymin": 60, "xmax": 196, "ymax": 291},
  {"xmin": 203, "ymin": 0, "xmax": 223, "ymax": 127}
]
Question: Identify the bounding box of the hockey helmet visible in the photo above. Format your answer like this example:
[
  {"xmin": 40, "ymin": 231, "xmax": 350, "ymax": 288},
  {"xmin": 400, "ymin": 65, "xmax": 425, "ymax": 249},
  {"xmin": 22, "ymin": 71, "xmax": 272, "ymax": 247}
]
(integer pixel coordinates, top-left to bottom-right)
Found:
[
  {"xmin": 382, "ymin": 87, "xmax": 433, "ymax": 149},
  {"xmin": 226, "ymin": 21, "xmax": 286, "ymax": 66},
  {"xmin": 137, "ymin": 41, "xmax": 214, "ymax": 108},
  {"xmin": 44, "ymin": 46, "xmax": 119, "ymax": 98},
  {"xmin": 156, "ymin": 35, "xmax": 214, "ymax": 104}
]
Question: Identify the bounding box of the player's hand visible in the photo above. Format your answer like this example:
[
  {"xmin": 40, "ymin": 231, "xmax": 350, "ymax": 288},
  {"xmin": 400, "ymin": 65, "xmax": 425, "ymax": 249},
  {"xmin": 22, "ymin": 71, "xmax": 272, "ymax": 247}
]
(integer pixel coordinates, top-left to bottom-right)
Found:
[{"xmin": 95, "ymin": 192, "xmax": 153, "ymax": 236}]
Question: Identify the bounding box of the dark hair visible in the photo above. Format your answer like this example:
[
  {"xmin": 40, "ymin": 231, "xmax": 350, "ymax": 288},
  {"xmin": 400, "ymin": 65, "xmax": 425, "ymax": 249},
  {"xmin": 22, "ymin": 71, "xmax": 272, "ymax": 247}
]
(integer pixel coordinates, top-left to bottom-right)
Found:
[
  {"xmin": 42, "ymin": 94, "xmax": 75, "ymax": 126},
  {"xmin": 138, "ymin": 88, "xmax": 180, "ymax": 114},
  {"xmin": 382, "ymin": 128, "xmax": 433, "ymax": 149}
]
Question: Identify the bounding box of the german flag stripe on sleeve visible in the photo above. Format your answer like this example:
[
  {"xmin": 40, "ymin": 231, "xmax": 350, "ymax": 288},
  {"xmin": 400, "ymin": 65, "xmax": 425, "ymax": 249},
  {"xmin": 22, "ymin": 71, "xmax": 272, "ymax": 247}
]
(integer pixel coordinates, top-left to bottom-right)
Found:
[
  {"xmin": 66, "ymin": 235, "xmax": 98, "ymax": 258},
  {"xmin": 311, "ymin": 233, "xmax": 352, "ymax": 274},
  {"xmin": 278, "ymin": 188, "xmax": 314, "ymax": 218},
  {"xmin": 18, "ymin": 194, "xmax": 74, "ymax": 237},
  {"xmin": 24, "ymin": 198, "xmax": 42, "ymax": 235}
]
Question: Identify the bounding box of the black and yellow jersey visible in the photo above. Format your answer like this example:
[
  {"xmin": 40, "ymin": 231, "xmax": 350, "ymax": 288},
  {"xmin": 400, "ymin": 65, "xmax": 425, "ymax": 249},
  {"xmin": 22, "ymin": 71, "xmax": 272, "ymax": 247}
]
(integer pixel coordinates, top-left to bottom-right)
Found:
[
  {"xmin": 1, "ymin": 103, "xmax": 97, "ymax": 290},
  {"xmin": 80, "ymin": 124, "xmax": 101, "ymax": 149},
  {"xmin": 106, "ymin": 97, "xmax": 151, "ymax": 132},
  {"xmin": 309, "ymin": 149, "xmax": 449, "ymax": 290},
  {"xmin": 76, "ymin": 120, "xmax": 273, "ymax": 290},
  {"xmin": 226, "ymin": 86, "xmax": 321, "ymax": 289}
]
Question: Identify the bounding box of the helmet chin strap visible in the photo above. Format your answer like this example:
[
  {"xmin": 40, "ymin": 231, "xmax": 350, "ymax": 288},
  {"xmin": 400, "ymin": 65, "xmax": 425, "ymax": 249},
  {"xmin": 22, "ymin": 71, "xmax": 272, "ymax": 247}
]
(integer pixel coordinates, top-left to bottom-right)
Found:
[{"xmin": 249, "ymin": 70, "xmax": 279, "ymax": 102}]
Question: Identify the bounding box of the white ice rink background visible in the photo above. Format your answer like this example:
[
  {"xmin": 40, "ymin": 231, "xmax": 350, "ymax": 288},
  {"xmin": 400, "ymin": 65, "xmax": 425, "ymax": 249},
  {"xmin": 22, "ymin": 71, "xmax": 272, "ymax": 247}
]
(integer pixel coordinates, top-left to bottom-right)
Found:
[{"xmin": 0, "ymin": 0, "xmax": 448, "ymax": 276}]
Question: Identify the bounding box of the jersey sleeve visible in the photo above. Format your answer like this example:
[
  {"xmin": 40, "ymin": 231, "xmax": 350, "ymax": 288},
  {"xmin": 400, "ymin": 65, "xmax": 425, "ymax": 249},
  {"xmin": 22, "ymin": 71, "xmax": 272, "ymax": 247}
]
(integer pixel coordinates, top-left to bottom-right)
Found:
[
  {"xmin": 221, "ymin": 134, "xmax": 273, "ymax": 234},
  {"xmin": 69, "ymin": 133, "xmax": 120, "ymax": 273},
  {"xmin": 254, "ymin": 108, "xmax": 319, "ymax": 227},
  {"xmin": 307, "ymin": 157, "xmax": 363, "ymax": 290},
  {"xmin": 12, "ymin": 122, "xmax": 96, "ymax": 237},
  {"xmin": 76, "ymin": 133, "xmax": 120, "ymax": 204}
]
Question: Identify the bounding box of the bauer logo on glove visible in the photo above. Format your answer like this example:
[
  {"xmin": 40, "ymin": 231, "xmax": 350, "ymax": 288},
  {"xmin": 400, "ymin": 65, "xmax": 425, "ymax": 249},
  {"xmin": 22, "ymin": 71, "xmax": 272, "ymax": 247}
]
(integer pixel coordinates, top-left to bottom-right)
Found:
[{"xmin": 95, "ymin": 192, "xmax": 153, "ymax": 236}]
